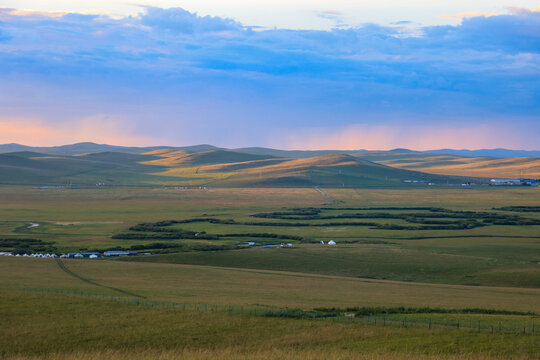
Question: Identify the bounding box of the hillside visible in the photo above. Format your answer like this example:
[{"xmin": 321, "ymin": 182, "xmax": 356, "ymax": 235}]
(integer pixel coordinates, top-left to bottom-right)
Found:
[
  {"xmin": 0, "ymin": 151, "xmax": 169, "ymax": 185},
  {"xmin": 234, "ymin": 149, "xmax": 540, "ymax": 179},
  {"xmin": 0, "ymin": 149, "xmax": 472, "ymax": 187},
  {"xmin": 149, "ymin": 152, "xmax": 469, "ymax": 187},
  {"xmin": 377, "ymin": 156, "xmax": 540, "ymax": 179},
  {"xmin": 141, "ymin": 149, "xmax": 274, "ymax": 167}
]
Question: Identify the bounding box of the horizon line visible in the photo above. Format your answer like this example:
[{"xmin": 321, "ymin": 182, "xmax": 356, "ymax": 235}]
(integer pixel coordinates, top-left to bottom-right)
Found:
[{"xmin": 1, "ymin": 142, "xmax": 539, "ymax": 153}]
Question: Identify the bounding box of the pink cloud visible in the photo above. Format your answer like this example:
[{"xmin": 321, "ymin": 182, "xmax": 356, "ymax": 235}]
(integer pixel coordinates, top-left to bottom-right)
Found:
[
  {"xmin": 0, "ymin": 116, "xmax": 154, "ymax": 146},
  {"xmin": 440, "ymin": 11, "xmax": 500, "ymax": 21},
  {"xmin": 272, "ymin": 123, "xmax": 529, "ymax": 151}
]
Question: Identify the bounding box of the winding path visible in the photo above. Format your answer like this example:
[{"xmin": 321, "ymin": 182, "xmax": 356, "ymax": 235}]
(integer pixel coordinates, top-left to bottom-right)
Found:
[
  {"xmin": 55, "ymin": 258, "xmax": 146, "ymax": 298},
  {"xmin": 314, "ymin": 186, "xmax": 334, "ymax": 201}
]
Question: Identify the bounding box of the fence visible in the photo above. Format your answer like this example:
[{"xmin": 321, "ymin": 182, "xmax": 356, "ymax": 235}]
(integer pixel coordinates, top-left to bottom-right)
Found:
[{"xmin": 26, "ymin": 288, "xmax": 538, "ymax": 335}]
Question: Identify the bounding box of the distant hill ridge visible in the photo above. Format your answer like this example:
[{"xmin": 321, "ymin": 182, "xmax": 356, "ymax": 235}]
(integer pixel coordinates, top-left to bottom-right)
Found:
[
  {"xmin": 1, "ymin": 142, "xmax": 539, "ymax": 158},
  {"xmin": 0, "ymin": 148, "xmax": 470, "ymax": 187},
  {"xmin": 0, "ymin": 142, "xmax": 222, "ymax": 156},
  {"xmin": 0, "ymin": 143, "xmax": 538, "ymax": 185}
]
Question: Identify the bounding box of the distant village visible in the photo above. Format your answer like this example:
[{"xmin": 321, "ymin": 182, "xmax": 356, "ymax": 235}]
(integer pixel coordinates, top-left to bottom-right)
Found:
[
  {"xmin": 0, "ymin": 250, "xmax": 150, "ymax": 259},
  {"xmin": 32, "ymin": 178, "xmax": 540, "ymax": 191},
  {"xmin": 402, "ymin": 178, "xmax": 539, "ymax": 187},
  {"xmin": 489, "ymin": 178, "xmax": 538, "ymax": 186},
  {"xmin": 0, "ymin": 239, "xmax": 342, "ymax": 259}
]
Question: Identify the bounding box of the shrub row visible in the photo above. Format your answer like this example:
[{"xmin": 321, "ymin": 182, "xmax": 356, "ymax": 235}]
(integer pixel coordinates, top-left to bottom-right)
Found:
[
  {"xmin": 0, "ymin": 238, "xmax": 57, "ymax": 254},
  {"xmin": 313, "ymin": 306, "xmax": 536, "ymax": 316},
  {"xmin": 494, "ymin": 206, "xmax": 540, "ymax": 212}
]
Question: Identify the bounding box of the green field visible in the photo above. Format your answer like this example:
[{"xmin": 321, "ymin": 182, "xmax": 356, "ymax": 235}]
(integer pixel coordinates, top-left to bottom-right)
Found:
[{"xmin": 1, "ymin": 186, "xmax": 539, "ymax": 359}]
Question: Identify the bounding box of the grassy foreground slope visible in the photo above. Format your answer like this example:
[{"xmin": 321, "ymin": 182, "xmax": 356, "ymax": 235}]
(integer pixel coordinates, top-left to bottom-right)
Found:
[
  {"xmin": 2, "ymin": 291, "xmax": 539, "ymax": 360},
  {"xmin": 1, "ymin": 257, "xmax": 539, "ymax": 359},
  {"xmin": 2, "ymin": 257, "xmax": 540, "ymax": 311}
]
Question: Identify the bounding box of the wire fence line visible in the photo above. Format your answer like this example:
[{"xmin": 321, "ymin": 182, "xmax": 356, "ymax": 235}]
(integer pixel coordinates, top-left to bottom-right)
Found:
[{"xmin": 26, "ymin": 288, "xmax": 538, "ymax": 336}]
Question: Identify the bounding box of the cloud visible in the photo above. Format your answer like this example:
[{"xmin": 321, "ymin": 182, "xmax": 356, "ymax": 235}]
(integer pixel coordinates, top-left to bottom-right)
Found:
[
  {"xmin": 425, "ymin": 10, "xmax": 540, "ymax": 54},
  {"xmin": 440, "ymin": 11, "xmax": 500, "ymax": 21},
  {"xmin": 506, "ymin": 5, "xmax": 540, "ymax": 14},
  {"xmin": 0, "ymin": 6, "xmax": 538, "ymax": 148},
  {"xmin": 273, "ymin": 123, "xmax": 532, "ymax": 151},
  {"xmin": 317, "ymin": 9, "xmax": 346, "ymax": 27},
  {"xmin": 391, "ymin": 20, "xmax": 412, "ymax": 25},
  {"xmin": 139, "ymin": 6, "xmax": 242, "ymax": 34},
  {"xmin": 0, "ymin": 116, "xmax": 153, "ymax": 146}
]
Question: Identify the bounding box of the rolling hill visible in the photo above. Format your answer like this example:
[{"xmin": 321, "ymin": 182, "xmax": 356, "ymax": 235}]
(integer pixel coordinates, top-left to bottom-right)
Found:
[
  {"xmin": 0, "ymin": 151, "xmax": 170, "ymax": 185},
  {"xmin": 236, "ymin": 148, "xmax": 540, "ymax": 179},
  {"xmin": 3, "ymin": 142, "xmax": 539, "ymax": 158},
  {"xmin": 0, "ymin": 149, "xmax": 472, "ymax": 187},
  {"xmin": 378, "ymin": 156, "xmax": 540, "ymax": 179},
  {"xmin": 0, "ymin": 143, "xmax": 537, "ymax": 187},
  {"xmin": 141, "ymin": 149, "xmax": 275, "ymax": 167},
  {"xmin": 142, "ymin": 151, "xmax": 469, "ymax": 187}
]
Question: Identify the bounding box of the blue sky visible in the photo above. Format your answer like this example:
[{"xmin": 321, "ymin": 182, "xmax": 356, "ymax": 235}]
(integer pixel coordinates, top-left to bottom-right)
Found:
[{"xmin": 0, "ymin": 3, "xmax": 539, "ymax": 149}]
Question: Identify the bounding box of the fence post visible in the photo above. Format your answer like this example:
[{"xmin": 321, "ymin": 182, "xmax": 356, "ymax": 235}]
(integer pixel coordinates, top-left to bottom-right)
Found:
[
  {"xmin": 457, "ymin": 321, "xmax": 460, "ymax": 330},
  {"xmin": 478, "ymin": 320, "xmax": 480, "ymax": 332}
]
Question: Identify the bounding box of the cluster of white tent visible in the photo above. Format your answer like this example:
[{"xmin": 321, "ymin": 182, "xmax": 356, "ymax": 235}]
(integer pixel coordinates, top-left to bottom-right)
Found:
[
  {"xmin": 0, "ymin": 252, "xmax": 58, "ymax": 258},
  {"xmin": 320, "ymin": 240, "xmax": 337, "ymax": 245}
]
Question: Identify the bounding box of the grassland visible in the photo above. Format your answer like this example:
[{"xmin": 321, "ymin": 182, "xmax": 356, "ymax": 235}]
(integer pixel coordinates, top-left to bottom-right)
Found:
[
  {"xmin": 2, "ymin": 291, "xmax": 539, "ymax": 360},
  {"xmin": 1, "ymin": 186, "xmax": 539, "ymax": 287},
  {"xmin": 1, "ymin": 185, "xmax": 539, "ymax": 358},
  {"xmin": 3, "ymin": 257, "xmax": 540, "ymax": 311}
]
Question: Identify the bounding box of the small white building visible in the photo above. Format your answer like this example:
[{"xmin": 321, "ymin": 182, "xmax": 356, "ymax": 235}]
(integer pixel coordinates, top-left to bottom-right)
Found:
[{"xmin": 328, "ymin": 240, "xmax": 336, "ymax": 245}]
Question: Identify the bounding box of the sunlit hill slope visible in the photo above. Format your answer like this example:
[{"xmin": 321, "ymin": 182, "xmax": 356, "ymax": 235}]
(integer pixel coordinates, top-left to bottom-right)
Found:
[{"xmin": 0, "ymin": 145, "xmax": 536, "ymax": 187}]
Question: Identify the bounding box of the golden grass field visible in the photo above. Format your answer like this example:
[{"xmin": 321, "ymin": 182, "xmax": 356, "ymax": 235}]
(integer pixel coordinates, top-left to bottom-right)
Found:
[{"xmin": 378, "ymin": 156, "xmax": 540, "ymax": 179}]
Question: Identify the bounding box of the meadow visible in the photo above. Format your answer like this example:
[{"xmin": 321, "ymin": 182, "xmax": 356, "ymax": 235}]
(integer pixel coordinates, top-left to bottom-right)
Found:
[
  {"xmin": 1, "ymin": 185, "xmax": 539, "ymax": 358},
  {"xmin": 2, "ymin": 290, "xmax": 539, "ymax": 360}
]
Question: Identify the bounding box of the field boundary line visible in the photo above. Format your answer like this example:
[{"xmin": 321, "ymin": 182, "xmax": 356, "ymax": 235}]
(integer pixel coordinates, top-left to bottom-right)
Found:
[
  {"xmin": 119, "ymin": 260, "xmax": 540, "ymax": 295},
  {"xmin": 23, "ymin": 288, "xmax": 539, "ymax": 336},
  {"xmin": 55, "ymin": 258, "xmax": 146, "ymax": 298}
]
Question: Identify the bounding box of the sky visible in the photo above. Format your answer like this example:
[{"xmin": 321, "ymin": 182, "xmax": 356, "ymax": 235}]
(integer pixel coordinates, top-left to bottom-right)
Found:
[{"xmin": 0, "ymin": 2, "xmax": 539, "ymax": 150}]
